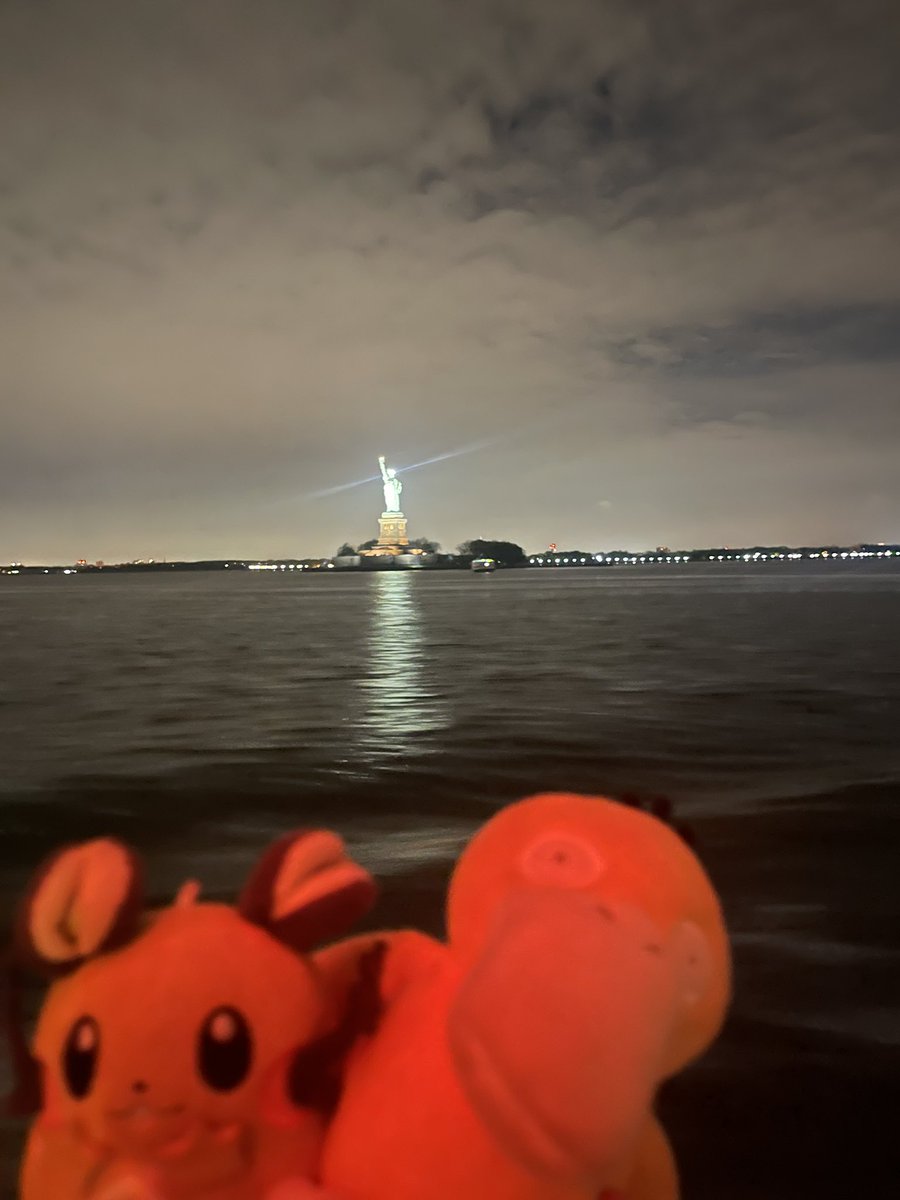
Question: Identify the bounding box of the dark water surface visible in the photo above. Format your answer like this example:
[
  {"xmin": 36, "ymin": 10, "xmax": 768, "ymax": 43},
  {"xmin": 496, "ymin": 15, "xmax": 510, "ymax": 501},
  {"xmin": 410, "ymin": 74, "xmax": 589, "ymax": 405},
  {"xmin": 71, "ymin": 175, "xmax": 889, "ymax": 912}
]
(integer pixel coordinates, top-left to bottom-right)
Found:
[{"xmin": 2, "ymin": 565, "xmax": 898, "ymax": 1197}]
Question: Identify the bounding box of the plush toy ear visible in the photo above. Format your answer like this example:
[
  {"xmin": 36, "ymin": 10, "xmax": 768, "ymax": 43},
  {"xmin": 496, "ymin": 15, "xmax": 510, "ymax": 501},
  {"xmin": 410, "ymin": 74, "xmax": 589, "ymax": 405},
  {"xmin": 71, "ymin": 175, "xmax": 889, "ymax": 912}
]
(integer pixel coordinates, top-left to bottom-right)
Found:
[
  {"xmin": 238, "ymin": 831, "xmax": 377, "ymax": 952},
  {"xmin": 14, "ymin": 838, "xmax": 145, "ymax": 977}
]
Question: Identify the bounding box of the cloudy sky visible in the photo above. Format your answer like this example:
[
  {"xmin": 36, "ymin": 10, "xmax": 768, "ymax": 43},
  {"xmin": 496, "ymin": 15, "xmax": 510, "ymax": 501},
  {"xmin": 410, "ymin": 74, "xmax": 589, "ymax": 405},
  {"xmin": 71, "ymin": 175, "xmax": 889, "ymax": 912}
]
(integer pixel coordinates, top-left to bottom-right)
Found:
[{"xmin": 2, "ymin": 0, "xmax": 898, "ymax": 562}]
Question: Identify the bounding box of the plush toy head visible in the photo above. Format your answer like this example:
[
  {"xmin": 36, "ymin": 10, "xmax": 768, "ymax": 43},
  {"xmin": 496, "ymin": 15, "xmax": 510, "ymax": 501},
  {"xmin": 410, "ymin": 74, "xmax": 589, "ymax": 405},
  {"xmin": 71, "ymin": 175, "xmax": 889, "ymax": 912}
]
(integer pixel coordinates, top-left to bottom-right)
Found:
[
  {"xmin": 9, "ymin": 831, "xmax": 376, "ymax": 1164},
  {"xmin": 446, "ymin": 793, "xmax": 730, "ymax": 1183},
  {"xmin": 448, "ymin": 792, "xmax": 730, "ymax": 1072}
]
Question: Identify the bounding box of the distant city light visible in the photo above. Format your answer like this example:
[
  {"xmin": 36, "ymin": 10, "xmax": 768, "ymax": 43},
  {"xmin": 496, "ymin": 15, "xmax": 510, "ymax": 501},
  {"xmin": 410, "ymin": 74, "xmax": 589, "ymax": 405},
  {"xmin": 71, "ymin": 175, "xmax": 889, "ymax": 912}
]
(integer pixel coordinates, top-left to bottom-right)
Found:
[{"xmin": 1, "ymin": 542, "xmax": 896, "ymax": 577}]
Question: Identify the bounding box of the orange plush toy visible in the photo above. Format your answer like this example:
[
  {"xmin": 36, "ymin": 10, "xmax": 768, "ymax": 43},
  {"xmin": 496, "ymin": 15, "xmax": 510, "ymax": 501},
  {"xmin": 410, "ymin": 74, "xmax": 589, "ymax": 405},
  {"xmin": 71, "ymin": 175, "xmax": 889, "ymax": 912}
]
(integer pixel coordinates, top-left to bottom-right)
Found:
[
  {"xmin": 5, "ymin": 830, "xmax": 378, "ymax": 1200},
  {"xmin": 313, "ymin": 792, "xmax": 731, "ymax": 1200}
]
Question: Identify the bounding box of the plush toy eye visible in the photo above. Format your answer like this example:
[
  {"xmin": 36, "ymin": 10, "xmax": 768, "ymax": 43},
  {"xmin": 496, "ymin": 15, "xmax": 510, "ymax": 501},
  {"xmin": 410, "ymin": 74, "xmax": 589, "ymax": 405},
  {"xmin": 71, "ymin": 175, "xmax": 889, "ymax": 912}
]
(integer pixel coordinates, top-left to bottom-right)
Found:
[
  {"xmin": 62, "ymin": 1016, "xmax": 100, "ymax": 1099},
  {"xmin": 197, "ymin": 1006, "xmax": 252, "ymax": 1091},
  {"xmin": 520, "ymin": 832, "xmax": 605, "ymax": 888}
]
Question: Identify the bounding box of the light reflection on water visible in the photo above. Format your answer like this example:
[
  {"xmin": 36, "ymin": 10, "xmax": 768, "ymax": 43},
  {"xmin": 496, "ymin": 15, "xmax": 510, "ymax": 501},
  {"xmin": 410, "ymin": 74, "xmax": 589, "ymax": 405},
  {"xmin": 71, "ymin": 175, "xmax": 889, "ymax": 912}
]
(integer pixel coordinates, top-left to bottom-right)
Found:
[{"xmin": 359, "ymin": 572, "xmax": 447, "ymax": 757}]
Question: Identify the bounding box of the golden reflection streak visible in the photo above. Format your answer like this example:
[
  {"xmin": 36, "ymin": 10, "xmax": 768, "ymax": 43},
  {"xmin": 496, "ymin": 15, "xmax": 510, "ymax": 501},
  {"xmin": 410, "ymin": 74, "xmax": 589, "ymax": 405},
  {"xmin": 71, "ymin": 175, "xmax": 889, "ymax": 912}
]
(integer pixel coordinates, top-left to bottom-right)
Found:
[{"xmin": 360, "ymin": 571, "xmax": 442, "ymax": 751}]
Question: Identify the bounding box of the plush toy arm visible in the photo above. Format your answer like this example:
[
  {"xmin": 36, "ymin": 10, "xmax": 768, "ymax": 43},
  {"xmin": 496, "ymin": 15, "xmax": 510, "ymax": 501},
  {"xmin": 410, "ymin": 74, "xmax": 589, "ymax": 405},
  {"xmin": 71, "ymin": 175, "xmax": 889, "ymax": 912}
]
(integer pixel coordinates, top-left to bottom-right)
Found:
[
  {"xmin": 311, "ymin": 929, "xmax": 443, "ymax": 1010},
  {"xmin": 287, "ymin": 938, "xmax": 388, "ymax": 1115},
  {"xmin": 311, "ymin": 933, "xmax": 387, "ymax": 1007}
]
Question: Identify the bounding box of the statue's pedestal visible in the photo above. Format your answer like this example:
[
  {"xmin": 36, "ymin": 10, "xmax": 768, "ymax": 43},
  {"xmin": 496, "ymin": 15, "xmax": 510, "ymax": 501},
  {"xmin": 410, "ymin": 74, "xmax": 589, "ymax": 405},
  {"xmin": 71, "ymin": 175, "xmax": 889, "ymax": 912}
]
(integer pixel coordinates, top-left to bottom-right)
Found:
[
  {"xmin": 376, "ymin": 512, "xmax": 409, "ymax": 548},
  {"xmin": 358, "ymin": 511, "xmax": 423, "ymax": 563}
]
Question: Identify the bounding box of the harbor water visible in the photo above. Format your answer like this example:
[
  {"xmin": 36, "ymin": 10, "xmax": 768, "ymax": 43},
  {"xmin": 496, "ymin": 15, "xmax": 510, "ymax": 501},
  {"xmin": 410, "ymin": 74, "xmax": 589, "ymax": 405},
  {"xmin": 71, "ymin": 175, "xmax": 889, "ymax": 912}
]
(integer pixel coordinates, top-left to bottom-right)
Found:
[{"xmin": 1, "ymin": 563, "xmax": 898, "ymax": 1197}]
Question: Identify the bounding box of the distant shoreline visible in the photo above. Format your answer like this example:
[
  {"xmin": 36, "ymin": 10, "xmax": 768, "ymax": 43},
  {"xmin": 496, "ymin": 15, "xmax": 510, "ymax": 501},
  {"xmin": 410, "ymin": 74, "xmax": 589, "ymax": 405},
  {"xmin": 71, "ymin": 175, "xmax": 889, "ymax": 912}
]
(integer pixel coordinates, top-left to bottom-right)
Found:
[{"xmin": 2, "ymin": 543, "xmax": 898, "ymax": 576}]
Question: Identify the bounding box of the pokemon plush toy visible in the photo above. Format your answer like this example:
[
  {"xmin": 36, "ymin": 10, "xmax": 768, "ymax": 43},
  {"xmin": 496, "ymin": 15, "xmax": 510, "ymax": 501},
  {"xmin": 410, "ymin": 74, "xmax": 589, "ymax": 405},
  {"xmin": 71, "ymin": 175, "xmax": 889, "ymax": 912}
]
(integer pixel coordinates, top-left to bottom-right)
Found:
[
  {"xmin": 5, "ymin": 795, "xmax": 730, "ymax": 1200},
  {"xmin": 5, "ymin": 830, "xmax": 378, "ymax": 1200},
  {"xmin": 312, "ymin": 792, "xmax": 731, "ymax": 1200}
]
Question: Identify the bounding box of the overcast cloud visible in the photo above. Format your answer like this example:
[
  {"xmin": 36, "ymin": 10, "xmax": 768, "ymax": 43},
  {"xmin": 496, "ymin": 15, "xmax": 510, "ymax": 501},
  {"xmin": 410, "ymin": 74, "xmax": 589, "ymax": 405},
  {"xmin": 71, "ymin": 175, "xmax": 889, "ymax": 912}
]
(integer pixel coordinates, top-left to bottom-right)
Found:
[{"xmin": 1, "ymin": 0, "xmax": 898, "ymax": 560}]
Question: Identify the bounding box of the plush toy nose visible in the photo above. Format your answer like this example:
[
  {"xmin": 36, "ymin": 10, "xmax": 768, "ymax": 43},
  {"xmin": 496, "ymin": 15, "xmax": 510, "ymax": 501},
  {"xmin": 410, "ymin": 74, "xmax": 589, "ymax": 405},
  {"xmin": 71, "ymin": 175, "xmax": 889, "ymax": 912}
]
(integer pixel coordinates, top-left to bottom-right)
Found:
[{"xmin": 131, "ymin": 1079, "xmax": 149, "ymax": 1094}]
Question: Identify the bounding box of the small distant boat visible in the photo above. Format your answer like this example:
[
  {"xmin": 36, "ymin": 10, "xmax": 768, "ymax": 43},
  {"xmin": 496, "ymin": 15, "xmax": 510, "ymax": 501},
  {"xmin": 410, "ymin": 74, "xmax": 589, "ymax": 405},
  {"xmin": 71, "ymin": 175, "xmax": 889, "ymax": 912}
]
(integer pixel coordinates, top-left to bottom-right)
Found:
[{"xmin": 471, "ymin": 557, "xmax": 496, "ymax": 573}]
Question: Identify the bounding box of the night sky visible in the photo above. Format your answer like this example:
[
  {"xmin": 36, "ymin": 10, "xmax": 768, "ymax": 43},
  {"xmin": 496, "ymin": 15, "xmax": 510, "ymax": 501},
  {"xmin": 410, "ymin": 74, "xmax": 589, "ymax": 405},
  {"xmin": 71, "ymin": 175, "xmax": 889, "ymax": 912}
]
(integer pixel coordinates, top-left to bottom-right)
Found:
[{"xmin": 2, "ymin": 0, "xmax": 898, "ymax": 563}]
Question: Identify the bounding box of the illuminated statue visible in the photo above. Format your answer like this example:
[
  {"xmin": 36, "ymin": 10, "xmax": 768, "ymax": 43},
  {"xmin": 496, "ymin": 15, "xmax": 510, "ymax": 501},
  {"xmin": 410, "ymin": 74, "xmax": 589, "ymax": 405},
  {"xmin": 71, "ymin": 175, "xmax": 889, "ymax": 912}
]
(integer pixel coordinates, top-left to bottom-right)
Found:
[{"xmin": 379, "ymin": 456, "xmax": 403, "ymax": 513}]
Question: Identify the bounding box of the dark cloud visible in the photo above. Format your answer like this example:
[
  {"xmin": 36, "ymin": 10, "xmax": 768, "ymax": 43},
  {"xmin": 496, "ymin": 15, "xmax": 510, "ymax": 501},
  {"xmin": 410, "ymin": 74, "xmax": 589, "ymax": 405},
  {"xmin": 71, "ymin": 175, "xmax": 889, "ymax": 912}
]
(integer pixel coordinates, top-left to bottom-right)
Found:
[
  {"xmin": 1, "ymin": 0, "xmax": 898, "ymax": 560},
  {"xmin": 612, "ymin": 301, "xmax": 900, "ymax": 378}
]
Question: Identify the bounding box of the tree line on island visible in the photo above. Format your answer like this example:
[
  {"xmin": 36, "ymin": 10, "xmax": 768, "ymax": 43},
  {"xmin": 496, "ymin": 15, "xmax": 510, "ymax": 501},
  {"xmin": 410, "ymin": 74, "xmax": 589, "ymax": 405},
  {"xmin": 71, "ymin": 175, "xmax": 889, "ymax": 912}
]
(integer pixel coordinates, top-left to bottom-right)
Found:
[{"xmin": 334, "ymin": 539, "xmax": 527, "ymax": 566}]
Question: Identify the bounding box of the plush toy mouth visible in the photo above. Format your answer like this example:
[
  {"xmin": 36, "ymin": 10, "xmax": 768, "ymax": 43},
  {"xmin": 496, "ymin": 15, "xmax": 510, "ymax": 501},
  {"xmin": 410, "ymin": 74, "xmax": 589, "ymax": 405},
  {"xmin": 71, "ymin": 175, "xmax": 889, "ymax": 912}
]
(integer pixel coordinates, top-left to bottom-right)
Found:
[
  {"xmin": 108, "ymin": 1102, "xmax": 186, "ymax": 1119},
  {"xmin": 102, "ymin": 1103, "xmax": 199, "ymax": 1157},
  {"xmin": 456, "ymin": 1027, "xmax": 587, "ymax": 1181},
  {"xmin": 98, "ymin": 1108, "xmax": 247, "ymax": 1164}
]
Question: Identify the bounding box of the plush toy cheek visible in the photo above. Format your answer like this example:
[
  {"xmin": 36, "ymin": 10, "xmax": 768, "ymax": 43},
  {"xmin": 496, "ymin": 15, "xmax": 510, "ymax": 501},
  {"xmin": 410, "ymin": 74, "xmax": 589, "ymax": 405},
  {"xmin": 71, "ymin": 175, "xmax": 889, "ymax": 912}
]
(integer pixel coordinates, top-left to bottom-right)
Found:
[
  {"xmin": 20, "ymin": 1122, "xmax": 109, "ymax": 1200},
  {"xmin": 673, "ymin": 920, "xmax": 714, "ymax": 1007}
]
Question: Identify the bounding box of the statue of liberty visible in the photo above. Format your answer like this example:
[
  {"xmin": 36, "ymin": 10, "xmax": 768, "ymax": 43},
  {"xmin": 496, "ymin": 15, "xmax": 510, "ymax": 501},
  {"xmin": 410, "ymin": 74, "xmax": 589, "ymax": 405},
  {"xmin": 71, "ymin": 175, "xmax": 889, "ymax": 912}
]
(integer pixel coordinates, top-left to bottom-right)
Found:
[{"xmin": 379, "ymin": 456, "xmax": 403, "ymax": 513}]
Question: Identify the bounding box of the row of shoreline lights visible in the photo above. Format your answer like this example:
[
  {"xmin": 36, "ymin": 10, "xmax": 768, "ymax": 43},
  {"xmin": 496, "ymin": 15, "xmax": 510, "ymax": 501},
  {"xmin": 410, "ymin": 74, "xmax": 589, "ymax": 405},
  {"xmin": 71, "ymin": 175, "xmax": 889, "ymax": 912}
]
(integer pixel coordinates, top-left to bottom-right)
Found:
[
  {"xmin": 529, "ymin": 549, "xmax": 896, "ymax": 565},
  {"xmin": 2, "ymin": 567, "xmax": 79, "ymax": 575},
  {"xmin": 248, "ymin": 562, "xmax": 335, "ymax": 570},
  {"xmin": 3, "ymin": 548, "xmax": 894, "ymax": 575},
  {"xmin": 4, "ymin": 563, "xmax": 334, "ymax": 575}
]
